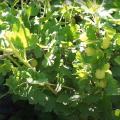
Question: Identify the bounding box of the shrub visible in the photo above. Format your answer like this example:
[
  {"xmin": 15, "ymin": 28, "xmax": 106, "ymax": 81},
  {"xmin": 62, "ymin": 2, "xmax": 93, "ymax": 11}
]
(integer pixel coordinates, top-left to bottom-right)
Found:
[{"xmin": 0, "ymin": 0, "xmax": 120, "ymax": 120}]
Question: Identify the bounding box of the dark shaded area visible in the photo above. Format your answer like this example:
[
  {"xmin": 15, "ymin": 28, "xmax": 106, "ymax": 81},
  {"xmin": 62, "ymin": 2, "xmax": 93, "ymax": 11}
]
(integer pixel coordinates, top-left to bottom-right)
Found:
[{"xmin": 0, "ymin": 95, "xmax": 59, "ymax": 120}]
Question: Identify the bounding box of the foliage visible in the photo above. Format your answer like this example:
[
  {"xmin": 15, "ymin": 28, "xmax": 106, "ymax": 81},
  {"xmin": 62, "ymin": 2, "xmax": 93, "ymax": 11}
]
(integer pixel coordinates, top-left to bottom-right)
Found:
[{"xmin": 1, "ymin": 0, "xmax": 120, "ymax": 120}]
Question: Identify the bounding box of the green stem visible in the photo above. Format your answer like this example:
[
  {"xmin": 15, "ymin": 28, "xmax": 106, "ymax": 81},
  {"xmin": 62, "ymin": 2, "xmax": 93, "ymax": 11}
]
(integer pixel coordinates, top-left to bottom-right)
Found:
[
  {"xmin": 28, "ymin": 82, "xmax": 75, "ymax": 92},
  {"xmin": 21, "ymin": 0, "xmax": 23, "ymax": 9},
  {"xmin": 8, "ymin": 56, "xmax": 20, "ymax": 67},
  {"xmin": 13, "ymin": 49, "xmax": 32, "ymax": 68},
  {"xmin": 46, "ymin": 83, "xmax": 75, "ymax": 91},
  {"xmin": 5, "ymin": 36, "xmax": 32, "ymax": 69}
]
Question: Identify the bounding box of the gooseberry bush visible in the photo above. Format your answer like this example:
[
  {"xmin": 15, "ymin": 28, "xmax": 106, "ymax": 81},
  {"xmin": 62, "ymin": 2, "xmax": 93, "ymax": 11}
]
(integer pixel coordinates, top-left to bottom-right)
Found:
[{"xmin": 1, "ymin": 0, "xmax": 120, "ymax": 120}]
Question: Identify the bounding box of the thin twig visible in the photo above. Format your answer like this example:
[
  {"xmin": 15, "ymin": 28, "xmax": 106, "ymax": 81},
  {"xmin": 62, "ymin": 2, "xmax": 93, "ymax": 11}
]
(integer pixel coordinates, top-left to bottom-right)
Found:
[
  {"xmin": 0, "ymin": 53, "xmax": 13, "ymax": 59},
  {"xmin": 46, "ymin": 83, "xmax": 75, "ymax": 91},
  {"xmin": 28, "ymin": 81, "xmax": 75, "ymax": 92},
  {"xmin": 0, "ymin": 91, "xmax": 10, "ymax": 100},
  {"xmin": 8, "ymin": 56, "xmax": 20, "ymax": 67}
]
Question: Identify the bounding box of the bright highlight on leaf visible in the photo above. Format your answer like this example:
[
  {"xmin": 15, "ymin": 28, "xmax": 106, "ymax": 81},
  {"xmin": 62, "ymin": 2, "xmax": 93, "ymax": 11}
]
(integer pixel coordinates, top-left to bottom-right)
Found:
[
  {"xmin": 80, "ymin": 32, "xmax": 88, "ymax": 41},
  {"xmin": 77, "ymin": 70, "xmax": 88, "ymax": 79},
  {"xmin": 115, "ymin": 109, "xmax": 120, "ymax": 117},
  {"xmin": 5, "ymin": 26, "xmax": 31, "ymax": 48}
]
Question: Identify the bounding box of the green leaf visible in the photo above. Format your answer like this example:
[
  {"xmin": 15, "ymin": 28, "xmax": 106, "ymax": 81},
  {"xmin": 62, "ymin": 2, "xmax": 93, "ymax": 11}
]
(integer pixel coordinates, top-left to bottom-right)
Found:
[
  {"xmin": 112, "ymin": 66, "xmax": 120, "ymax": 78},
  {"xmin": 57, "ymin": 93, "xmax": 70, "ymax": 104},
  {"xmin": 37, "ymin": 72, "xmax": 48, "ymax": 83},
  {"xmin": 86, "ymin": 25, "xmax": 96, "ymax": 40},
  {"xmin": 44, "ymin": 94, "xmax": 56, "ymax": 112},
  {"xmin": 30, "ymin": 3, "xmax": 39, "ymax": 16},
  {"xmin": 0, "ymin": 2, "xmax": 8, "ymax": 10},
  {"xmin": 114, "ymin": 56, "xmax": 120, "ymax": 65},
  {"xmin": 97, "ymin": 96, "xmax": 113, "ymax": 120},
  {"xmin": 12, "ymin": 0, "xmax": 19, "ymax": 7},
  {"xmin": 28, "ymin": 88, "xmax": 47, "ymax": 105},
  {"xmin": 105, "ymin": 76, "xmax": 119, "ymax": 95}
]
